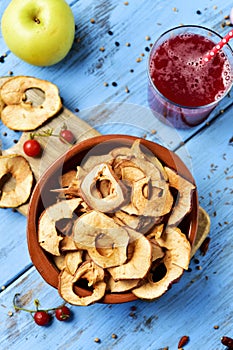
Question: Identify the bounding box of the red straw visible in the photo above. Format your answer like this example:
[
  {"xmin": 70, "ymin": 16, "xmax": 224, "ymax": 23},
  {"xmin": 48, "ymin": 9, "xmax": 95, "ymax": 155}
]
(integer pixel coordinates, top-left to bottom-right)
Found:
[{"xmin": 202, "ymin": 29, "xmax": 233, "ymax": 62}]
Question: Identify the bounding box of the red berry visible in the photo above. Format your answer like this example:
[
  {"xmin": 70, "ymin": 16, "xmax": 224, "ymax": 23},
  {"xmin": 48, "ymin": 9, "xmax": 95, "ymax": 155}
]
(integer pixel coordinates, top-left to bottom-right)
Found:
[
  {"xmin": 23, "ymin": 139, "xmax": 41, "ymax": 157},
  {"xmin": 34, "ymin": 311, "xmax": 51, "ymax": 326},
  {"xmin": 55, "ymin": 306, "xmax": 71, "ymax": 321},
  {"xmin": 59, "ymin": 129, "xmax": 75, "ymax": 144}
]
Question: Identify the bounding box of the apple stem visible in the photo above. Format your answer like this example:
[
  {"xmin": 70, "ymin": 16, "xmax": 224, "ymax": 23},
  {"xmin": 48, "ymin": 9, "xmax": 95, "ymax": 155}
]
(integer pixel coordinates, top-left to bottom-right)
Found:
[{"xmin": 34, "ymin": 17, "xmax": 40, "ymax": 24}]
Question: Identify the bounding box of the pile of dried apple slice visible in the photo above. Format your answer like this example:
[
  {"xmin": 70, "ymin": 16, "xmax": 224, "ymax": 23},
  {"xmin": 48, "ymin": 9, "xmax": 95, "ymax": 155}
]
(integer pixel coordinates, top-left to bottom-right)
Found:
[{"xmin": 38, "ymin": 139, "xmax": 196, "ymax": 305}]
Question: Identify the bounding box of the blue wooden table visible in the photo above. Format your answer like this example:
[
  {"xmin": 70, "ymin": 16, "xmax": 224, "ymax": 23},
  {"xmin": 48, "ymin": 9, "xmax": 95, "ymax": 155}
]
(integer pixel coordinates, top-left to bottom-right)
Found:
[{"xmin": 1, "ymin": 1, "xmax": 233, "ymax": 349}]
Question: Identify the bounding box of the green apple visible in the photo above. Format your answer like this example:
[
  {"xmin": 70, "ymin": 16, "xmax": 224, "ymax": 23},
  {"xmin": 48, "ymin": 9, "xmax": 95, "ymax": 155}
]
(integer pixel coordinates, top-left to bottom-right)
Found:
[{"xmin": 1, "ymin": 0, "xmax": 75, "ymax": 66}]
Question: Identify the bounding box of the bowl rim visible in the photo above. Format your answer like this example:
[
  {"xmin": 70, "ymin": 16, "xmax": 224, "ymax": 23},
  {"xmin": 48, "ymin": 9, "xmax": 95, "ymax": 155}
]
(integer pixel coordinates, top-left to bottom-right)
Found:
[{"xmin": 27, "ymin": 134, "xmax": 199, "ymax": 304}]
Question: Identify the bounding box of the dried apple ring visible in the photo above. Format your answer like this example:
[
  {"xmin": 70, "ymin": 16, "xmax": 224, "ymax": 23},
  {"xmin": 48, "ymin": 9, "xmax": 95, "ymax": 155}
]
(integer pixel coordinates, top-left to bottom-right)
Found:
[
  {"xmin": 0, "ymin": 76, "xmax": 62, "ymax": 131},
  {"xmin": 80, "ymin": 163, "xmax": 128, "ymax": 213},
  {"xmin": 72, "ymin": 211, "xmax": 129, "ymax": 268},
  {"xmin": 59, "ymin": 261, "xmax": 106, "ymax": 306},
  {"xmin": 38, "ymin": 198, "xmax": 82, "ymax": 256},
  {"xmin": 108, "ymin": 228, "xmax": 152, "ymax": 280},
  {"xmin": 0, "ymin": 154, "xmax": 33, "ymax": 208},
  {"xmin": 164, "ymin": 166, "xmax": 196, "ymax": 226},
  {"xmin": 132, "ymin": 250, "xmax": 184, "ymax": 300}
]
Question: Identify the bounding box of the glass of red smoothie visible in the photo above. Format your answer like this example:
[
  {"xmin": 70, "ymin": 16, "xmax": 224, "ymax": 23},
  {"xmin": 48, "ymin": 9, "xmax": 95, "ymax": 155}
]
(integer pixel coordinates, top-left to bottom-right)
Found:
[{"xmin": 148, "ymin": 25, "xmax": 233, "ymax": 128}]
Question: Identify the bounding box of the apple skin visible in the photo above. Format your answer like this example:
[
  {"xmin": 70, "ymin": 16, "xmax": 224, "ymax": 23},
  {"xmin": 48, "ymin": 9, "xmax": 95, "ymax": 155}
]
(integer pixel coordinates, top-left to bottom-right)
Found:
[{"xmin": 1, "ymin": 0, "xmax": 75, "ymax": 66}]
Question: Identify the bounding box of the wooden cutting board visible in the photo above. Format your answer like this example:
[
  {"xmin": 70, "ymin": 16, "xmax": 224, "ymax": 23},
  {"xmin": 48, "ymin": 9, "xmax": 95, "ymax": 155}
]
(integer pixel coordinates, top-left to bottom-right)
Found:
[
  {"xmin": 0, "ymin": 76, "xmax": 210, "ymax": 256},
  {"xmin": 0, "ymin": 76, "xmax": 100, "ymax": 216}
]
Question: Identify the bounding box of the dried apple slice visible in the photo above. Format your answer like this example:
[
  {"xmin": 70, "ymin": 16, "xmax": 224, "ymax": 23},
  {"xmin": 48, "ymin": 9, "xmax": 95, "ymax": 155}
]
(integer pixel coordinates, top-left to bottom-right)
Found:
[
  {"xmin": 157, "ymin": 227, "xmax": 191, "ymax": 270},
  {"xmin": 114, "ymin": 210, "xmax": 156, "ymax": 234},
  {"xmin": 55, "ymin": 168, "xmax": 86, "ymax": 200},
  {"xmin": 0, "ymin": 154, "xmax": 33, "ymax": 208},
  {"xmin": 72, "ymin": 211, "xmax": 129, "ymax": 268},
  {"xmin": 165, "ymin": 166, "xmax": 196, "ymax": 226},
  {"xmin": 114, "ymin": 210, "xmax": 141, "ymax": 229},
  {"xmin": 130, "ymin": 177, "xmax": 150, "ymax": 214},
  {"xmin": 80, "ymin": 163, "xmax": 128, "ymax": 213},
  {"xmin": 146, "ymin": 223, "xmax": 164, "ymax": 240},
  {"xmin": 126, "ymin": 180, "xmax": 173, "ymax": 218},
  {"xmin": 143, "ymin": 182, "xmax": 174, "ymax": 217},
  {"xmin": 0, "ymin": 76, "xmax": 62, "ymax": 130},
  {"xmin": 58, "ymin": 261, "xmax": 106, "ymax": 306},
  {"xmin": 130, "ymin": 139, "xmax": 168, "ymax": 180},
  {"xmin": 132, "ymin": 225, "xmax": 191, "ymax": 300},
  {"xmin": 81, "ymin": 261, "xmax": 105, "ymax": 287},
  {"xmin": 111, "ymin": 140, "xmax": 167, "ymax": 181},
  {"xmin": 60, "ymin": 236, "xmax": 78, "ymax": 252},
  {"xmin": 38, "ymin": 198, "xmax": 82, "ymax": 256},
  {"xmin": 124, "ymin": 155, "xmax": 163, "ymax": 183},
  {"xmin": 108, "ymin": 228, "xmax": 152, "ymax": 280},
  {"xmin": 150, "ymin": 239, "xmax": 165, "ymax": 262},
  {"xmin": 53, "ymin": 255, "xmax": 66, "ymax": 271},
  {"xmin": 59, "ymin": 170, "xmax": 77, "ymax": 188},
  {"xmin": 132, "ymin": 251, "xmax": 184, "ymax": 300},
  {"xmin": 115, "ymin": 160, "xmax": 146, "ymax": 182},
  {"xmin": 65, "ymin": 250, "xmax": 83, "ymax": 275}
]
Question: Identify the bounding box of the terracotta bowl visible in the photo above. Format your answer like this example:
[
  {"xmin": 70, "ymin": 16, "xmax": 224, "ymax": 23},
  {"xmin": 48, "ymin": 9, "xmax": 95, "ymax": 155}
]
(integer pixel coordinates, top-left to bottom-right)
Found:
[{"xmin": 27, "ymin": 135, "xmax": 199, "ymax": 304}]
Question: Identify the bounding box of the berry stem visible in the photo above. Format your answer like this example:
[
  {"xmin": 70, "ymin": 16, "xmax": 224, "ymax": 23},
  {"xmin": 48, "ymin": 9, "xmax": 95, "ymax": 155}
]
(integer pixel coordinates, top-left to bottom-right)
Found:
[
  {"xmin": 13, "ymin": 294, "xmax": 36, "ymax": 314},
  {"xmin": 13, "ymin": 293, "xmax": 66, "ymax": 314},
  {"xmin": 29, "ymin": 127, "xmax": 74, "ymax": 146}
]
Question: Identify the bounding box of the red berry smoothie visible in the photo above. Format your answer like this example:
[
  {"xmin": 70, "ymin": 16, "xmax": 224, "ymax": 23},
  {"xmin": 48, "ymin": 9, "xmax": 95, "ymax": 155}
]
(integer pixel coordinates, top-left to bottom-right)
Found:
[{"xmin": 148, "ymin": 27, "xmax": 233, "ymax": 128}]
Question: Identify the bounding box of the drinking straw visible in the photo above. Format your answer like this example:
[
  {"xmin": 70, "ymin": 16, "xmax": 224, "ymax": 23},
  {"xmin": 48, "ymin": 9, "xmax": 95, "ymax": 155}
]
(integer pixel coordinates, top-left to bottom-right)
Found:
[{"xmin": 202, "ymin": 29, "xmax": 233, "ymax": 62}]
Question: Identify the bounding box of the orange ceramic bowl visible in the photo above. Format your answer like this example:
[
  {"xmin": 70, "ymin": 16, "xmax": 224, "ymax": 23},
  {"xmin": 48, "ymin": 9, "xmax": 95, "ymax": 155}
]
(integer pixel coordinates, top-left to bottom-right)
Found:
[{"xmin": 27, "ymin": 135, "xmax": 198, "ymax": 304}]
